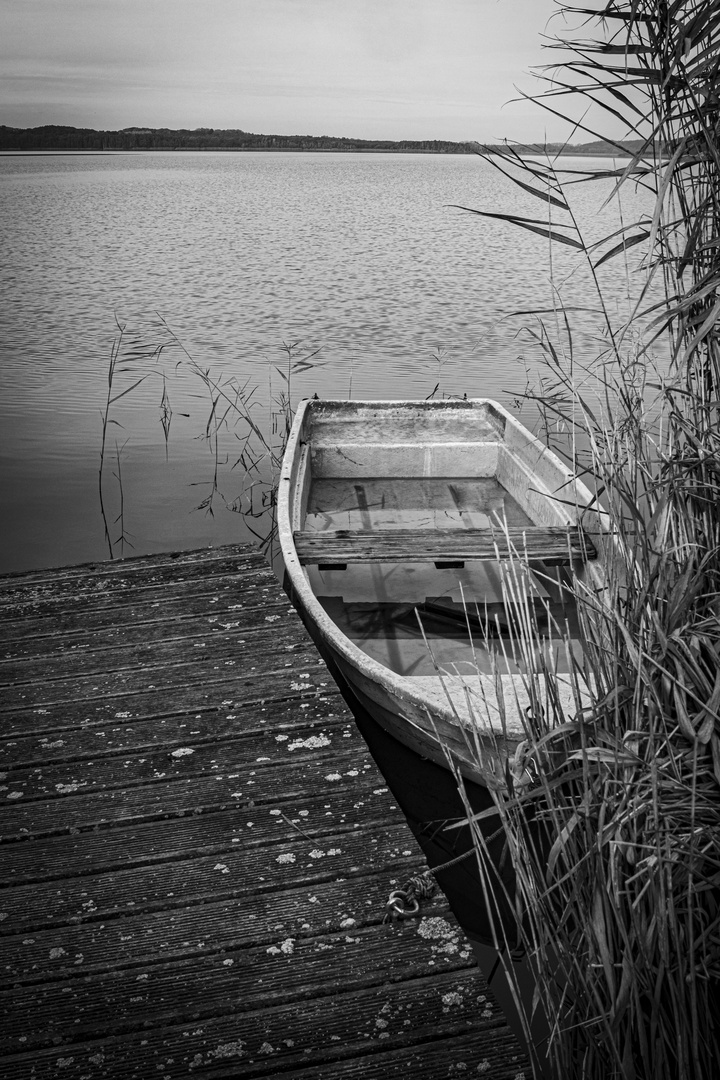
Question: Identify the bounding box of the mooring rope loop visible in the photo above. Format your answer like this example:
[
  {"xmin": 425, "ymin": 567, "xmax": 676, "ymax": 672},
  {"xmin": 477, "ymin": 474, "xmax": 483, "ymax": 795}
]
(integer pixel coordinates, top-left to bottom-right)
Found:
[{"xmin": 383, "ymin": 870, "xmax": 438, "ymax": 922}]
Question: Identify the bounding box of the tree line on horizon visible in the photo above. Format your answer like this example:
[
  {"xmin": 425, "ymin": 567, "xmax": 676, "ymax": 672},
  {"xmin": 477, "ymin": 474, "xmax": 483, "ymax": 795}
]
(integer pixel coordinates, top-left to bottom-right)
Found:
[{"xmin": 0, "ymin": 124, "xmax": 641, "ymax": 156}]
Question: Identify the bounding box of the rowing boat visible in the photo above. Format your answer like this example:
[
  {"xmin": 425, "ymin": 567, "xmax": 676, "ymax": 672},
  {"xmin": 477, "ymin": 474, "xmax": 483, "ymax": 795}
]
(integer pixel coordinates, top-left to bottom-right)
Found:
[
  {"xmin": 277, "ymin": 397, "xmax": 604, "ymax": 791},
  {"xmin": 277, "ymin": 397, "xmax": 605, "ymax": 1062}
]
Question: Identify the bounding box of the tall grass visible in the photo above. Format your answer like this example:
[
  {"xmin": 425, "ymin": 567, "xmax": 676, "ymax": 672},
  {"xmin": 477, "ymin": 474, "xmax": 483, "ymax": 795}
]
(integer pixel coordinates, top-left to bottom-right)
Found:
[
  {"xmin": 448, "ymin": 4, "xmax": 720, "ymax": 1078},
  {"xmin": 452, "ymin": 352, "xmax": 720, "ymax": 1079}
]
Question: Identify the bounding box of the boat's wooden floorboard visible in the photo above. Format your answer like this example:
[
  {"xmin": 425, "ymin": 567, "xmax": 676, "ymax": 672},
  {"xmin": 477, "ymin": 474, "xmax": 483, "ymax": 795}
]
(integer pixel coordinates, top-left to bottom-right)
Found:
[{"xmin": 0, "ymin": 545, "xmax": 529, "ymax": 1079}]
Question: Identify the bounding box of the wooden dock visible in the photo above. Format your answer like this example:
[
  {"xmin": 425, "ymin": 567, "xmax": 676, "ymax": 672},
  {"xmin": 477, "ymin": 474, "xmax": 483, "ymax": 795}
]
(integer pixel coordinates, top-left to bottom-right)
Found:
[{"xmin": 0, "ymin": 546, "xmax": 529, "ymax": 1079}]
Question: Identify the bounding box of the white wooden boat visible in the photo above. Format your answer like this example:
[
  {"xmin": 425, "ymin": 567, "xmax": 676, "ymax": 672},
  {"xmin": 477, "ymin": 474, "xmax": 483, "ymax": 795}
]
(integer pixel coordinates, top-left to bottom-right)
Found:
[{"xmin": 277, "ymin": 398, "xmax": 604, "ymax": 790}]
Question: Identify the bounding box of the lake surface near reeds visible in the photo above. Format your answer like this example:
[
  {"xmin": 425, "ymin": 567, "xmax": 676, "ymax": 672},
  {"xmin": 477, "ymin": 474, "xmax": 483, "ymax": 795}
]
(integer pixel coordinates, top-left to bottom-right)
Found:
[{"xmin": 0, "ymin": 150, "xmax": 656, "ymax": 572}]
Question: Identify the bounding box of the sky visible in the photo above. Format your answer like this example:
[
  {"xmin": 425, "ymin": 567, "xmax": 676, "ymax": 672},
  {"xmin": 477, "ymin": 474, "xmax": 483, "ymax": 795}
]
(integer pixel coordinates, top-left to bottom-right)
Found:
[{"xmin": 1, "ymin": 0, "xmax": 597, "ymax": 142}]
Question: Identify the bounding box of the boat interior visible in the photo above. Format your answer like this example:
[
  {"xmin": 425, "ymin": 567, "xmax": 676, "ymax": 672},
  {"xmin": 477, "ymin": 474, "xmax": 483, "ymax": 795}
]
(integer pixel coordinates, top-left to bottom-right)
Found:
[
  {"xmin": 281, "ymin": 400, "xmax": 598, "ymax": 731},
  {"xmin": 302, "ymin": 475, "xmax": 584, "ymax": 679}
]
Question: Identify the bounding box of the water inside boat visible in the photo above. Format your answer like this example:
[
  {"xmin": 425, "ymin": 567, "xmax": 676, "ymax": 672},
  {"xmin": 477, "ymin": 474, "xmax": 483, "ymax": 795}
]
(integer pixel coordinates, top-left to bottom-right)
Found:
[{"xmin": 304, "ymin": 477, "xmax": 582, "ymax": 677}]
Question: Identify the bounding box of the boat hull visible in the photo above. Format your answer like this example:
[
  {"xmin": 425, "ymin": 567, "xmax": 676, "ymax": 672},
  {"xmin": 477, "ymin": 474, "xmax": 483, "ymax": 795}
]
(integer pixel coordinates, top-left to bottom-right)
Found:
[{"xmin": 278, "ymin": 397, "xmax": 604, "ymax": 788}]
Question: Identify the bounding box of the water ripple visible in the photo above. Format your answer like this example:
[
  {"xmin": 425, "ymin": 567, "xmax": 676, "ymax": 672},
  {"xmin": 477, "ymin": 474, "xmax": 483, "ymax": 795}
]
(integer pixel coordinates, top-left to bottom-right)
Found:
[{"xmin": 0, "ymin": 151, "xmax": 657, "ymax": 571}]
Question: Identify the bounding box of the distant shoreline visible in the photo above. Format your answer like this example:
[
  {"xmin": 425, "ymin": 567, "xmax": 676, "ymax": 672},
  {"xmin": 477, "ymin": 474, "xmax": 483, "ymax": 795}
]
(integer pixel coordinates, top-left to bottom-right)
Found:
[
  {"xmin": 0, "ymin": 125, "xmax": 644, "ymax": 157},
  {"xmin": 0, "ymin": 146, "xmax": 637, "ymax": 158}
]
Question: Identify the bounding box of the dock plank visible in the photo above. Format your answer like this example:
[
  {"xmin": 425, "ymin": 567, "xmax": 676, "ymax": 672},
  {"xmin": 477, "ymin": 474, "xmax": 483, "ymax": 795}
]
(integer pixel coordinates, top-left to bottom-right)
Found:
[
  {"xmin": 0, "ymin": 620, "xmax": 306, "ymax": 685},
  {"xmin": 0, "ymin": 687, "xmax": 346, "ymax": 766},
  {"xmin": 0, "ymin": 787, "xmax": 393, "ymax": 885},
  {"xmin": 0, "ymin": 820, "xmax": 416, "ymax": 933},
  {"xmin": 0, "ymin": 755, "xmax": 380, "ymax": 839},
  {"xmin": 0, "ymin": 638, "xmax": 319, "ymax": 710},
  {"xmin": 0, "ymin": 550, "xmax": 274, "ymax": 619},
  {"xmin": 0, "ymin": 545, "xmax": 529, "ymax": 1079},
  {"xmin": 1, "ymin": 716, "xmax": 363, "ymax": 801},
  {"xmin": 1, "ymin": 971, "xmax": 523, "ymax": 1080},
  {"xmin": 0, "ymin": 668, "xmax": 334, "ymax": 738},
  {"xmin": 0, "ymin": 598, "xmax": 294, "ymax": 659}
]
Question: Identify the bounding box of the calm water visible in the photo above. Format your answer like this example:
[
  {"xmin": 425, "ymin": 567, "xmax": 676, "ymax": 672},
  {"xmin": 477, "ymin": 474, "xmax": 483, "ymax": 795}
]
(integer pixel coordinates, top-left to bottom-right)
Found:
[{"xmin": 0, "ymin": 151, "xmax": 652, "ymax": 572}]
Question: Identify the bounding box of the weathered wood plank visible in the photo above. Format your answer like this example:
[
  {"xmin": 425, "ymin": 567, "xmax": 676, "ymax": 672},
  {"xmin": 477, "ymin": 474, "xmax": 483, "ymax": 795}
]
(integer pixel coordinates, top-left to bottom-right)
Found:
[
  {"xmin": 0, "ymin": 544, "xmax": 529, "ymax": 1080},
  {"xmin": 0, "ymin": 749, "xmax": 386, "ymax": 839},
  {"xmin": 6, "ymin": 922, "xmax": 476, "ymax": 1052},
  {"xmin": 0, "ymin": 595, "xmax": 292, "ymax": 657},
  {"xmin": 294, "ymin": 524, "xmax": 596, "ymax": 563},
  {"xmin": 0, "ymin": 639, "xmax": 319, "ymax": 710},
  {"xmin": 0, "ymin": 785, "xmax": 395, "ymax": 885},
  {"xmin": 0, "ymin": 668, "xmax": 335, "ymax": 736},
  {"xmin": 0, "ymin": 820, "xmax": 417, "ymax": 933},
  {"xmin": 1, "ymin": 716, "xmax": 361, "ymax": 800},
  {"xmin": 0, "ymin": 690, "xmax": 345, "ymax": 767},
  {"xmin": 0, "ymin": 551, "xmax": 271, "ymax": 622},
  {"xmin": 0, "ymin": 576, "xmax": 282, "ymax": 634},
  {"xmin": 0, "ymin": 545, "xmax": 267, "ymax": 593},
  {"xmin": 0, "ymin": 966, "xmax": 524, "ymax": 1080},
  {"xmin": 1, "ymin": 872, "xmax": 458, "ymax": 984},
  {"xmin": 0, "ymin": 618, "xmax": 308, "ymax": 686}
]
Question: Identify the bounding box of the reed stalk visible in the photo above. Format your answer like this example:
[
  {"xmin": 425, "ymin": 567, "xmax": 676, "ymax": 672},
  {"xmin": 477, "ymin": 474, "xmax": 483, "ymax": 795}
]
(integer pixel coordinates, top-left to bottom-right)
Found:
[
  {"xmin": 447, "ymin": 4, "xmax": 720, "ymax": 1078},
  {"xmin": 99, "ymin": 317, "xmax": 155, "ymax": 559},
  {"xmin": 151, "ymin": 319, "xmax": 324, "ymax": 551},
  {"xmin": 98, "ymin": 310, "xmax": 321, "ymax": 556}
]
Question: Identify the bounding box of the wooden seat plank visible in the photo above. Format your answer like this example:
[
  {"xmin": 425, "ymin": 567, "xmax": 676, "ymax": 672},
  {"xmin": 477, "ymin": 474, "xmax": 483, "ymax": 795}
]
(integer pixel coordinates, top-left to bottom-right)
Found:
[{"xmin": 294, "ymin": 525, "xmax": 596, "ymax": 565}]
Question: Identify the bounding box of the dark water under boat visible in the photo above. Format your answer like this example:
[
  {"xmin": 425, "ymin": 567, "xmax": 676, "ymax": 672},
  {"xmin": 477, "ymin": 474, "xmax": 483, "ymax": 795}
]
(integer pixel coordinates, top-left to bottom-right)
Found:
[{"xmin": 317, "ymin": 637, "xmax": 550, "ymax": 1066}]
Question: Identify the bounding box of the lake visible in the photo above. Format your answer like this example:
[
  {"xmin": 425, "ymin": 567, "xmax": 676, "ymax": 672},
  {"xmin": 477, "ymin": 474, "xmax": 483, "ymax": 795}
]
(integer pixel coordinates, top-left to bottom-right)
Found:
[{"xmin": 0, "ymin": 151, "xmax": 653, "ymax": 573}]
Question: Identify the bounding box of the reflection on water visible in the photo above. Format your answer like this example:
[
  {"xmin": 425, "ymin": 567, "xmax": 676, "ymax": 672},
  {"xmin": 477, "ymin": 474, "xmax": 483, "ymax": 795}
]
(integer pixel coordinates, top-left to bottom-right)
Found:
[{"xmin": 0, "ymin": 151, "xmax": 655, "ymax": 571}]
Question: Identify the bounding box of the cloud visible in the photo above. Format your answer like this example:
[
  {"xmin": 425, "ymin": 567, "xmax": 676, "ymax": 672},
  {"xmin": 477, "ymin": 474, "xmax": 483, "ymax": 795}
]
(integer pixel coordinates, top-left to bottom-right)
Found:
[{"xmin": 1, "ymin": 0, "xmax": 571, "ymax": 140}]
